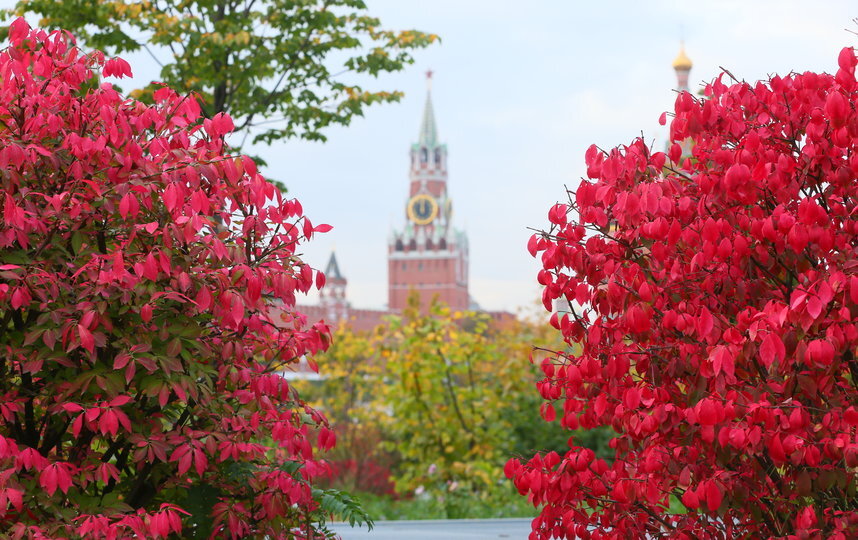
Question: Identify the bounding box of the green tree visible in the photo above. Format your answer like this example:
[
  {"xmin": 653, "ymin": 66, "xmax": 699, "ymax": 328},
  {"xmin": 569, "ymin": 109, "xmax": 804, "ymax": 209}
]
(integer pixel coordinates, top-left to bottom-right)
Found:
[
  {"xmin": 7, "ymin": 0, "xmax": 436, "ymax": 147},
  {"xmin": 299, "ymin": 297, "xmax": 611, "ymax": 519}
]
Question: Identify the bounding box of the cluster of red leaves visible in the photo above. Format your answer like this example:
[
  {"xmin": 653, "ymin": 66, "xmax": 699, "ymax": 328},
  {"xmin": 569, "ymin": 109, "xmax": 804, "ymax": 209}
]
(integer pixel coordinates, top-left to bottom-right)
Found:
[
  {"xmin": 510, "ymin": 47, "xmax": 858, "ymax": 539},
  {"xmin": 0, "ymin": 19, "xmax": 336, "ymax": 539}
]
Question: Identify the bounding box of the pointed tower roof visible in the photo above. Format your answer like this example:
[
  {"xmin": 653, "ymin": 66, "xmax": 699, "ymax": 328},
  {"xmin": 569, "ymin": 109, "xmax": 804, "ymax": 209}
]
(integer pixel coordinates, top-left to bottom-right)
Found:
[
  {"xmin": 417, "ymin": 70, "xmax": 438, "ymax": 147},
  {"xmin": 325, "ymin": 251, "xmax": 344, "ymax": 281},
  {"xmin": 672, "ymin": 43, "xmax": 693, "ymax": 71}
]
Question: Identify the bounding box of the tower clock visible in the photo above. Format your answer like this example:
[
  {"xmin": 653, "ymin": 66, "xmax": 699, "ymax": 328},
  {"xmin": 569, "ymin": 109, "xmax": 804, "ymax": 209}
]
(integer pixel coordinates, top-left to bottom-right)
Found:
[{"xmin": 406, "ymin": 194, "xmax": 438, "ymax": 225}]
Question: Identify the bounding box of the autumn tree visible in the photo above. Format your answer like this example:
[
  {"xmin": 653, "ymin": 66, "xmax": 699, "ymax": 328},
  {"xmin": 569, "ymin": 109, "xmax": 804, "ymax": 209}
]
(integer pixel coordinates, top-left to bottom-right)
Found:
[
  {"xmin": 0, "ymin": 20, "xmax": 363, "ymax": 538},
  {"xmin": 300, "ymin": 297, "xmax": 582, "ymax": 518},
  {"xmin": 7, "ymin": 0, "xmax": 436, "ymax": 147},
  {"xmin": 508, "ymin": 47, "xmax": 858, "ymax": 538}
]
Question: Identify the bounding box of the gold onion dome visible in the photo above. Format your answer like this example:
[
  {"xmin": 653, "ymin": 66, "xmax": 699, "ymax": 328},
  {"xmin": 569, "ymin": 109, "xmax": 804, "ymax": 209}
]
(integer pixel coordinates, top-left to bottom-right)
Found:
[{"xmin": 672, "ymin": 44, "xmax": 692, "ymax": 71}]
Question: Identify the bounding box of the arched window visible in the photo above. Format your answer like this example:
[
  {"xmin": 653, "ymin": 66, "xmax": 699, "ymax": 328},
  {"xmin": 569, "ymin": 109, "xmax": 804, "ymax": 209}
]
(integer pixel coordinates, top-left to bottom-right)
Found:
[
  {"xmin": 426, "ymin": 239, "xmax": 434, "ymax": 251},
  {"xmin": 420, "ymin": 148, "xmax": 428, "ymax": 164},
  {"xmin": 395, "ymin": 239, "xmax": 404, "ymax": 251},
  {"xmin": 434, "ymin": 148, "xmax": 442, "ymax": 166},
  {"xmin": 409, "ymin": 239, "xmax": 417, "ymax": 251},
  {"xmin": 439, "ymin": 238, "xmax": 447, "ymax": 250}
]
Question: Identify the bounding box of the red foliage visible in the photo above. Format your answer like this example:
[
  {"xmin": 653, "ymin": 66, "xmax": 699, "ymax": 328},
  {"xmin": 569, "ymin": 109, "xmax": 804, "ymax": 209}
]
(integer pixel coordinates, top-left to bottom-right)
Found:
[
  {"xmin": 324, "ymin": 459, "xmax": 396, "ymax": 497},
  {"xmin": 0, "ymin": 20, "xmax": 335, "ymax": 538},
  {"xmin": 511, "ymin": 47, "xmax": 858, "ymax": 538}
]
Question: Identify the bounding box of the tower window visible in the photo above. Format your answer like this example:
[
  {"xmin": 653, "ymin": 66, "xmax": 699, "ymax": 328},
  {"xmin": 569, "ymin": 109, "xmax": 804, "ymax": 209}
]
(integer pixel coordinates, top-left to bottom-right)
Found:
[
  {"xmin": 426, "ymin": 239, "xmax": 434, "ymax": 251},
  {"xmin": 420, "ymin": 148, "xmax": 428, "ymax": 164},
  {"xmin": 439, "ymin": 238, "xmax": 447, "ymax": 250},
  {"xmin": 402, "ymin": 262, "xmax": 407, "ymax": 270},
  {"xmin": 434, "ymin": 148, "xmax": 442, "ymax": 166},
  {"xmin": 395, "ymin": 239, "xmax": 404, "ymax": 251},
  {"xmin": 409, "ymin": 239, "xmax": 417, "ymax": 251}
]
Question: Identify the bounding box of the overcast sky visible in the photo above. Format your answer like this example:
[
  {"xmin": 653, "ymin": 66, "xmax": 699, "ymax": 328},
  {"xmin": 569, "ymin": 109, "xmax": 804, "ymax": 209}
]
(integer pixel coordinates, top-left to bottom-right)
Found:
[
  {"xmin": 12, "ymin": 0, "xmax": 857, "ymax": 314},
  {"xmin": 270, "ymin": 0, "xmax": 856, "ymax": 315}
]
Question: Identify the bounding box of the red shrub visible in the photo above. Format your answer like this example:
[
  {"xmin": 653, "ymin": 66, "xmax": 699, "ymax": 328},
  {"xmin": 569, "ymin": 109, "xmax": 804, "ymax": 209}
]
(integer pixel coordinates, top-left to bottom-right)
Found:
[
  {"xmin": 0, "ymin": 19, "xmax": 334, "ymax": 539},
  {"xmin": 512, "ymin": 47, "xmax": 858, "ymax": 538}
]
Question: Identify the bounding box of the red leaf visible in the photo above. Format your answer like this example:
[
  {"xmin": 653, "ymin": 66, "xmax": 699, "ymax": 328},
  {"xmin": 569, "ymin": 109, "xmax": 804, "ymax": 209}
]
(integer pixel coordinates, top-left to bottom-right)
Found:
[
  {"xmin": 705, "ymin": 481, "xmax": 723, "ymax": 512},
  {"xmin": 548, "ymin": 204, "xmax": 568, "ymax": 226},
  {"xmin": 759, "ymin": 334, "xmax": 785, "ymax": 368},
  {"xmin": 839, "ymin": 47, "xmax": 858, "ymax": 71},
  {"xmin": 540, "ymin": 403, "xmax": 556, "ymax": 422},
  {"xmin": 193, "ymin": 448, "xmax": 208, "ymax": 476},
  {"xmin": 110, "ymin": 395, "xmax": 132, "ymax": 407},
  {"xmin": 698, "ymin": 399, "xmax": 720, "ymax": 425},
  {"xmin": 625, "ymin": 304, "xmax": 650, "ymax": 334},
  {"xmin": 807, "ymin": 339, "xmax": 835, "ymax": 367},
  {"xmin": 527, "ymin": 234, "xmax": 539, "ymax": 257},
  {"xmin": 850, "ymin": 276, "xmax": 858, "ymax": 305},
  {"xmin": 119, "ymin": 192, "xmax": 132, "ymax": 218},
  {"xmin": 724, "ymin": 164, "xmax": 750, "ymax": 191},
  {"xmin": 39, "ymin": 465, "xmax": 58, "ymax": 496},
  {"xmin": 623, "ymin": 387, "xmax": 641, "ymax": 409},
  {"xmin": 768, "ymin": 434, "xmax": 787, "ymax": 463},
  {"xmin": 72, "ymin": 415, "xmax": 84, "ymax": 438},
  {"xmin": 78, "ymin": 324, "xmax": 94, "ymax": 352},
  {"xmin": 8, "ymin": 18, "xmax": 30, "ymax": 45},
  {"xmin": 114, "ymin": 353, "xmax": 131, "ymax": 370},
  {"xmin": 681, "ymin": 488, "xmax": 699, "ymax": 510},
  {"xmin": 696, "ymin": 307, "xmax": 714, "ymax": 338},
  {"xmin": 195, "ymin": 286, "xmax": 212, "ymax": 311},
  {"xmin": 100, "ymin": 410, "xmax": 119, "ymax": 436},
  {"xmin": 141, "ymin": 304, "xmax": 153, "ymax": 323},
  {"xmin": 825, "ymin": 90, "xmax": 849, "ymax": 128}
]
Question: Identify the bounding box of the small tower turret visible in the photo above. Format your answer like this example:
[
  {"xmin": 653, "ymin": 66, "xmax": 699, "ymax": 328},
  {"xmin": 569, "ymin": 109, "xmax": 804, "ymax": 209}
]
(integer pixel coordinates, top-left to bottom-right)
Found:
[
  {"xmin": 673, "ymin": 42, "xmax": 693, "ymax": 92},
  {"xmin": 319, "ymin": 251, "xmax": 349, "ymax": 323}
]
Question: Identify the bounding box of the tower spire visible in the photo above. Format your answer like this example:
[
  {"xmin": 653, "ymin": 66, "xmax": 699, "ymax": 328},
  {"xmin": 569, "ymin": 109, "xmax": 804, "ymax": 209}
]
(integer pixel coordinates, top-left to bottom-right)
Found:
[
  {"xmin": 325, "ymin": 251, "xmax": 343, "ymax": 281},
  {"xmin": 418, "ymin": 70, "xmax": 438, "ymax": 147},
  {"xmin": 672, "ymin": 42, "xmax": 692, "ymax": 92}
]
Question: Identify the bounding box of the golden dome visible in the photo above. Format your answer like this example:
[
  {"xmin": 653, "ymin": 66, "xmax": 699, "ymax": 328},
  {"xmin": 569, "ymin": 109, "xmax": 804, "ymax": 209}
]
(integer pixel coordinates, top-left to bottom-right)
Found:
[{"xmin": 672, "ymin": 43, "xmax": 692, "ymax": 71}]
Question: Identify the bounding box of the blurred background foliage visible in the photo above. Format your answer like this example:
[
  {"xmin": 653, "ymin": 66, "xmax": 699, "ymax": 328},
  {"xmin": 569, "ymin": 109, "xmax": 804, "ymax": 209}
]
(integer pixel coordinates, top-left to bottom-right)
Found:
[{"xmin": 296, "ymin": 296, "xmax": 613, "ymax": 520}]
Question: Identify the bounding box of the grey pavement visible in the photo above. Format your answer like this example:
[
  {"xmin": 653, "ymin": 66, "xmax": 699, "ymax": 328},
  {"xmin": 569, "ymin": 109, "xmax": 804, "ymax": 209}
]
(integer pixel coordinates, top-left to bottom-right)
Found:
[{"xmin": 329, "ymin": 518, "xmax": 533, "ymax": 539}]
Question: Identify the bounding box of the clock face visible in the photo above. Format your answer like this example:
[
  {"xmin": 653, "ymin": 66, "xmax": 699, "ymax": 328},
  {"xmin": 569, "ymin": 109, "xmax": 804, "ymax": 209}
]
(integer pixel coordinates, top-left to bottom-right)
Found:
[{"xmin": 407, "ymin": 194, "xmax": 439, "ymax": 225}]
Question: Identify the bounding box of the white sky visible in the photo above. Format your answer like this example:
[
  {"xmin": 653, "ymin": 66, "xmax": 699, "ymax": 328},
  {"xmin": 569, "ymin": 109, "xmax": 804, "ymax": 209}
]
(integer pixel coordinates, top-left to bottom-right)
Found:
[
  {"xmin": 10, "ymin": 0, "xmax": 857, "ymax": 314},
  {"xmin": 272, "ymin": 0, "xmax": 856, "ymax": 314}
]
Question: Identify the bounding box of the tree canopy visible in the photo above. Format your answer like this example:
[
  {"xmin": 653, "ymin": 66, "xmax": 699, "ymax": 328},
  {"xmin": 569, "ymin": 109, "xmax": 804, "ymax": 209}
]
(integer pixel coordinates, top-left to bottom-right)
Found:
[{"xmin": 6, "ymin": 0, "xmax": 436, "ymax": 146}]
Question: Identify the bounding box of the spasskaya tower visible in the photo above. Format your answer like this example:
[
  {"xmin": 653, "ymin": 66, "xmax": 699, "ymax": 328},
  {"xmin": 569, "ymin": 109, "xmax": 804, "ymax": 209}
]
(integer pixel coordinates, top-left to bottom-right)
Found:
[{"xmin": 388, "ymin": 72, "xmax": 469, "ymax": 311}]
